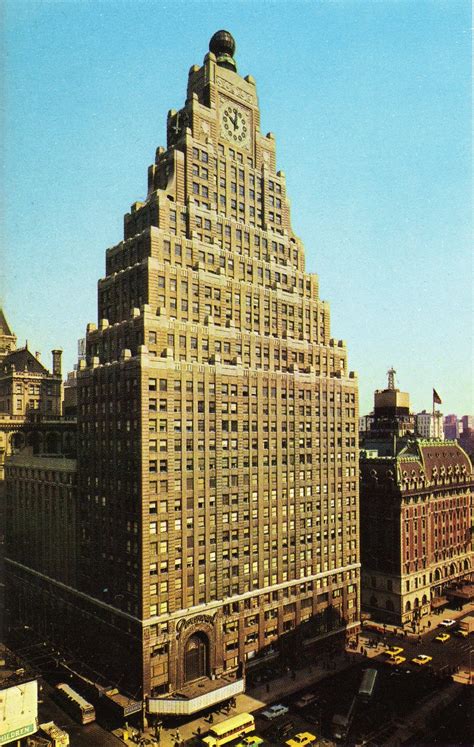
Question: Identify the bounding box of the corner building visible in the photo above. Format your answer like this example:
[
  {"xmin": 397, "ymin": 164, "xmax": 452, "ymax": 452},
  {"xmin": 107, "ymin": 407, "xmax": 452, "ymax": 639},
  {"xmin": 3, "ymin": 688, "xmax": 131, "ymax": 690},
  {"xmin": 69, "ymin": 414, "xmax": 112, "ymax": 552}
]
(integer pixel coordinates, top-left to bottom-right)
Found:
[
  {"xmin": 360, "ymin": 375, "xmax": 474, "ymax": 626},
  {"xmin": 78, "ymin": 32, "xmax": 360, "ymax": 710}
]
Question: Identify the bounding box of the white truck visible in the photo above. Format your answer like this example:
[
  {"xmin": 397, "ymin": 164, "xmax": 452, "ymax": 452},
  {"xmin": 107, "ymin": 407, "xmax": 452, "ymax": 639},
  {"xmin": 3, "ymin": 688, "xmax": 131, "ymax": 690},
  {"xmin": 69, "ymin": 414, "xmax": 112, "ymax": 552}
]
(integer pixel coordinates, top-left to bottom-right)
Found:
[
  {"xmin": 27, "ymin": 722, "xmax": 70, "ymax": 747},
  {"xmin": 457, "ymin": 615, "xmax": 474, "ymax": 637}
]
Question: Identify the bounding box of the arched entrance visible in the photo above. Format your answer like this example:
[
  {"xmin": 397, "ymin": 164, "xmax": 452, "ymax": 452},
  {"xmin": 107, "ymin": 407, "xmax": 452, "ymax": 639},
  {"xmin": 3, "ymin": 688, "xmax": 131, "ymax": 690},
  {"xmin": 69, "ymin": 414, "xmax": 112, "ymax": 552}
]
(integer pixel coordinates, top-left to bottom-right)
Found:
[
  {"xmin": 11, "ymin": 432, "xmax": 25, "ymax": 453},
  {"xmin": 184, "ymin": 632, "xmax": 209, "ymax": 683}
]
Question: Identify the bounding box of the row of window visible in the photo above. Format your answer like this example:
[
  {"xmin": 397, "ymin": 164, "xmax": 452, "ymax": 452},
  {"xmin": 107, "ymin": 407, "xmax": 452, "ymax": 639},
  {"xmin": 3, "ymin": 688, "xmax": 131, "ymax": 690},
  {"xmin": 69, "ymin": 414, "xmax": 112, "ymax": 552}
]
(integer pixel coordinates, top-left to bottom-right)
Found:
[{"xmin": 148, "ymin": 377, "xmax": 354, "ymax": 401}]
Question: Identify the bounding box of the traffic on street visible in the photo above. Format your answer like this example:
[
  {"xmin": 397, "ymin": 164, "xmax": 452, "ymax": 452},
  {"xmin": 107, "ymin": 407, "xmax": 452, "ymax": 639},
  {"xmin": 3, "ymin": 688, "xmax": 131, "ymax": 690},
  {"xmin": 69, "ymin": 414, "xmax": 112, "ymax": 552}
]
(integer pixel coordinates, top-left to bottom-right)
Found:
[{"xmin": 8, "ymin": 609, "xmax": 473, "ymax": 746}]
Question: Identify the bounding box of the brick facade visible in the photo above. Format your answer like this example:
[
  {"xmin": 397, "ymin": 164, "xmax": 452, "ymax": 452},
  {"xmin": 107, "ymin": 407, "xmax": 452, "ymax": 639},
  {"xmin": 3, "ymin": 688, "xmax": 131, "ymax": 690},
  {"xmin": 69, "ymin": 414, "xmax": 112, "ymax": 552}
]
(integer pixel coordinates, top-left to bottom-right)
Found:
[{"xmin": 6, "ymin": 32, "xmax": 361, "ymax": 705}]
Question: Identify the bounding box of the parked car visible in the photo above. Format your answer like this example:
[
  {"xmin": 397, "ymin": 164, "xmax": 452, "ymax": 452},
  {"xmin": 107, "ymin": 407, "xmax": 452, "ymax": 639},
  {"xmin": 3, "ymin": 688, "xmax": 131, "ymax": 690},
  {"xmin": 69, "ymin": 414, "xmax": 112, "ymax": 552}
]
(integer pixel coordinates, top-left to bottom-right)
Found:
[
  {"xmin": 435, "ymin": 632, "xmax": 450, "ymax": 643},
  {"xmin": 438, "ymin": 619, "xmax": 456, "ymax": 628},
  {"xmin": 295, "ymin": 692, "xmax": 319, "ymax": 709},
  {"xmin": 285, "ymin": 732, "xmax": 317, "ymax": 747},
  {"xmin": 454, "ymin": 628, "xmax": 469, "ymax": 638},
  {"xmin": 236, "ymin": 737, "xmax": 265, "ymax": 747},
  {"xmin": 304, "ymin": 710, "xmax": 321, "ymax": 727},
  {"xmin": 267, "ymin": 720, "xmax": 295, "ymax": 741},
  {"xmin": 412, "ymin": 654, "xmax": 433, "ymax": 666},
  {"xmin": 261, "ymin": 704, "xmax": 289, "ymax": 720}
]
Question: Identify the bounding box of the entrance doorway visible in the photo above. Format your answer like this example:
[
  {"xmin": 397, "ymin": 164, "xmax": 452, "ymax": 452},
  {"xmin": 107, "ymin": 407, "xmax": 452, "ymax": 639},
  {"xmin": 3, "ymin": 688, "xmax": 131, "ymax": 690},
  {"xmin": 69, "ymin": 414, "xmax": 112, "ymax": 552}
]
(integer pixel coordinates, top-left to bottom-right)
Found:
[{"xmin": 184, "ymin": 632, "xmax": 209, "ymax": 682}]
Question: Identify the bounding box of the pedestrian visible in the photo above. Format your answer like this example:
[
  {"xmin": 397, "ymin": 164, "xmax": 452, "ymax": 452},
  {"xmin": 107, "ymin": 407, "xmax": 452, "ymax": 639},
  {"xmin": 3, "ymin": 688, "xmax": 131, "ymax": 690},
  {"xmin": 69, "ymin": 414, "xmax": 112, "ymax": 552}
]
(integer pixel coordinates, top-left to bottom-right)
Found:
[{"xmin": 197, "ymin": 726, "xmax": 201, "ymax": 736}]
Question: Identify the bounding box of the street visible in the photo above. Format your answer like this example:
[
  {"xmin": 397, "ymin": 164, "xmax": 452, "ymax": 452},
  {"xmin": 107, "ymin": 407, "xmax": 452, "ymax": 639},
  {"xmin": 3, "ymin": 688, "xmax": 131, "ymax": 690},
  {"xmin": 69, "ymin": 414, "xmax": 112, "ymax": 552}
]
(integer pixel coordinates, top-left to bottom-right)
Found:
[
  {"xmin": 38, "ymin": 679, "xmax": 124, "ymax": 747},
  {"xmin": 7, "ymin": 607, "xmax": 473, "ymax": 746},
  {"xmin": 252, "ymin": 661, "xmax": 463, "ymax": 746},
  {"xmin": 362, "ymin": 617, "xmax": 473, "ymax": 676}
]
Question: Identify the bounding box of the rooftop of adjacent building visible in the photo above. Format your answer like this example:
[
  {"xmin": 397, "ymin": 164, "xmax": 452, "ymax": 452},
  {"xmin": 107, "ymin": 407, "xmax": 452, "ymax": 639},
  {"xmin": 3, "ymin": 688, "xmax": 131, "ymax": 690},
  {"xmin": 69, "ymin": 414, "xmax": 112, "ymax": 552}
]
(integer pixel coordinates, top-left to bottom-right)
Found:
[
  {"xmin": 360, "ymin": 435, "xmax": 473, "ymax": 491},
  {"xmin": 1, "ymin": 345, "xmax": 50, "ymax": 374},
  {"xmin": 0, "ymin": 309, "xmax": 14, "ymax": 338},
  {"xmin": 0, "ymin": 644, "xmax": 37, "ymax": 690},
  {"xmin": 6, "ymin": 453, "xmax": 77, "ymax": 472},
  {"xmin": 1, "ymin": 345, "xmax": 63, "ymax": 377}
]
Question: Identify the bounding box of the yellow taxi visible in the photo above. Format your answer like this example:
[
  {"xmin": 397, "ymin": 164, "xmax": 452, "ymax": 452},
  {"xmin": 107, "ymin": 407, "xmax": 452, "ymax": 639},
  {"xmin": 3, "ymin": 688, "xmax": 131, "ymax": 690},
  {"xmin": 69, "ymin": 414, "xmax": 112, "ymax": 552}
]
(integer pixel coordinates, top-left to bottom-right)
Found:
[
  {"xmin": 435, "ymin": 632, "xmax": 450, "ymax": 643},
  {"xmin": 385, "ymin": 646, "xmax": 404, "ymax": 658},
  {"xmin": 386, "ymin": 654, "xmax": 406, "ymax": 665},
  {"xmin": 285, "ymin": 732, "xmax": 317, "ymax": 747},
  {"xmin": 412, "ymin": 654, "xmax": 432, "ymax": 666}
]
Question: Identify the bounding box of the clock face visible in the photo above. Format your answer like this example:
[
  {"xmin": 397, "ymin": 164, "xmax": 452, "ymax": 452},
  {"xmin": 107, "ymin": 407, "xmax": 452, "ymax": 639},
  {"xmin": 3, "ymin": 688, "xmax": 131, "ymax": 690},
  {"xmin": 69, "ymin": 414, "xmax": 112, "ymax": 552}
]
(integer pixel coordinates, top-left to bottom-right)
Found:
[{"xmin": 220, "ymin": 103, "xmax": 250, "ymax": 148}]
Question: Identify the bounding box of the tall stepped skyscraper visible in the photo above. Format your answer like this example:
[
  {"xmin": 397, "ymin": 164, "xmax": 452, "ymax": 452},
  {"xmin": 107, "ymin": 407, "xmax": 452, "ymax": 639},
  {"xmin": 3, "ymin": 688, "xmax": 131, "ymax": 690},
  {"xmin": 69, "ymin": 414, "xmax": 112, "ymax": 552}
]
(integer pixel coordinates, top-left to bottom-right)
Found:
[{"xmin": 8, "ymin": 31, "xmax": 360, "ymax": 712}]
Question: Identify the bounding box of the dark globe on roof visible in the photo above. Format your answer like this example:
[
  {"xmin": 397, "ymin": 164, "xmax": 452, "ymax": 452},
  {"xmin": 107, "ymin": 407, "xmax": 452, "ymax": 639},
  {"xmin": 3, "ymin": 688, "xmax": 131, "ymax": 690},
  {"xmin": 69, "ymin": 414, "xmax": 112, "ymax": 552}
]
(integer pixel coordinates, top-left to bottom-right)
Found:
[{"xmin": 209, "ymin": 30, "xmax": 236, "ymax": 59}]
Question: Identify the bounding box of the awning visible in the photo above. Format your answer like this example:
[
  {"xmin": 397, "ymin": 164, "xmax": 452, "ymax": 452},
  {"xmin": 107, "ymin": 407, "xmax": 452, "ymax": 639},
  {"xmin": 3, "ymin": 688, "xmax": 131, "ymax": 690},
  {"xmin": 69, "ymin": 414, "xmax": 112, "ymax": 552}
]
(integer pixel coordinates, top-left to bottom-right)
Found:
[
  {"xmin": 447, "ymin": 586, "xmax": 474, "ymax": 600},
  {"xmin": 148, "ymin": 676, "xmax": 245, "ymax": 715},
  {"xmin": 431, "ymin": 596, "xmax": 449, "ymax": 608}
]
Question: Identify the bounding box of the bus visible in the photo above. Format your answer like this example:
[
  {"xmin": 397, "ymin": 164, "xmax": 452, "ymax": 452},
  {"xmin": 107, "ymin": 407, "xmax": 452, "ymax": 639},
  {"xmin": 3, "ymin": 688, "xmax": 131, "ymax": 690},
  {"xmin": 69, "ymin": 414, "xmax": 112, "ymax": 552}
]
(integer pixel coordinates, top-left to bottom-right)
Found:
[
  {"xmin": 202, "ymin": 713, "xmax": 255, "ymax": 746},
  {"xmin": 332, "ymin": 696, "xmax": 357, "ymax": 742},
  {"xmin": 358, "ymin": 668, "xmax": 377, "ymax": 703},
  {"xmin": 54, "ymin": 683, "xmax": 96, "ymax": 724}
]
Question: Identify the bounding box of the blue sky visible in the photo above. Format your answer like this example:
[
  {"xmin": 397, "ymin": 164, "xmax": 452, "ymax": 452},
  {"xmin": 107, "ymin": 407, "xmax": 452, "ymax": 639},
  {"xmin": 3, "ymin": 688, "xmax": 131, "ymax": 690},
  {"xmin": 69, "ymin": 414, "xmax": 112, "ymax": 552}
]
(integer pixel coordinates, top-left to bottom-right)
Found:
[{"xmin": 3, "ymin": 0, "xmax": 472, "ymax": 416}]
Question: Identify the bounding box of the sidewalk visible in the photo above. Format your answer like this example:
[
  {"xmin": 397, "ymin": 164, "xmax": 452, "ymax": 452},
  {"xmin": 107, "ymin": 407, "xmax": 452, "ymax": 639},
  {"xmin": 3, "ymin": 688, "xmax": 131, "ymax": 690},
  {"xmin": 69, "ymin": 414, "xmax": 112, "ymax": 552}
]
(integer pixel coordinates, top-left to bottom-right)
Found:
[
  {"xmin": 362, "ymin": 601, "xmax": 474, "ymax": 641},
  {"xmin": 115, "ymin": 651, "xmax": 359, "ymax": 746}
]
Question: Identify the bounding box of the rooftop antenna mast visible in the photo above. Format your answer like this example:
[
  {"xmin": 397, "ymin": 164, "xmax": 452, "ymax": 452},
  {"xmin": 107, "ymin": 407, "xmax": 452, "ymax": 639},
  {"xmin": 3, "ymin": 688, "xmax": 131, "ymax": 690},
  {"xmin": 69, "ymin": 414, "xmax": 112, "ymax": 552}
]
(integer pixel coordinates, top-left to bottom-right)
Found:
[{"xmin": 387, "ymin": 367, "xmax": 396, "ymax": 390}]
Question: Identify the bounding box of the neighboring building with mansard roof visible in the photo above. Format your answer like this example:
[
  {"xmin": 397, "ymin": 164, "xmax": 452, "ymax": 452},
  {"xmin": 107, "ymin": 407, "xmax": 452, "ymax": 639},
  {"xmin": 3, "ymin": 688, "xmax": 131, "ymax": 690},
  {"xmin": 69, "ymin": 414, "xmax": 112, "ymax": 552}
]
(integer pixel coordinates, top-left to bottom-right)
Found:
[
  {"xmin": 360, "ymin": 424, "xmax": 473, "ymax": 625},
  {"xmin": 1, "ymin": 346, "xmax": 50, "ymax": 377}
]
